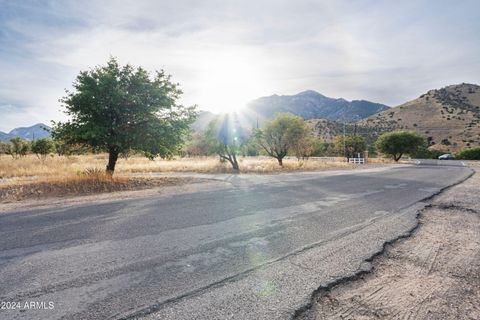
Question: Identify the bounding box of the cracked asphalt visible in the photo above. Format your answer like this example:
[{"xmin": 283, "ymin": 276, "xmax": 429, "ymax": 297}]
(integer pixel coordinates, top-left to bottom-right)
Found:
[{"xmin": 0, "ymin": 164, "xmax": 472, "ymax": 320}]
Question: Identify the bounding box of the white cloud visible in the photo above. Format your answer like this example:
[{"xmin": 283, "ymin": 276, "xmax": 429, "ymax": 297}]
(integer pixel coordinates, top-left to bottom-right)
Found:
[{"xmin": 0, "ymin": 0, "xmax": 479, "ymax": 131}]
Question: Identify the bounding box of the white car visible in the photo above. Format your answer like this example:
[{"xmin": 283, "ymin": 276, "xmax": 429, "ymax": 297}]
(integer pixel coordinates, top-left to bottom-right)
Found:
[{"xmin": 438, "ymin": 154, "xmax": 455, "ymax": 160}]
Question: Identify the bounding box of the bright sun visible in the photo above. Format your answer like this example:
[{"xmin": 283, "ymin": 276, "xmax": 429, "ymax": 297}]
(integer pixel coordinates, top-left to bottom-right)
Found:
[{"xmin": 195, "ymin": 51, "xmax": 267, "ymax": 113}]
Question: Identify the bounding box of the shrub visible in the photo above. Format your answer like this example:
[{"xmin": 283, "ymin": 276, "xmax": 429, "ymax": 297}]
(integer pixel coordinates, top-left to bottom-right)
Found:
[
  {"xmin": 456, "ymin": 147, "xmax": 480, "ymax": 160},
  {"xmin": 81, "ymin": 167, "xmax": 107, "ymax": 179},
  {"xmin": 411, "ymin": 147, "xmax": 445, "ymax": 159},
  {"xmin": 441, "ymin": 138, "xmax": 451, "ymax": 146}
]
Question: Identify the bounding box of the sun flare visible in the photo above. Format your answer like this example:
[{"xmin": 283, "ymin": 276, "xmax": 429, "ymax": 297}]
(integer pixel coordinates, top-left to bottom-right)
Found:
[{"xmin": 195, "ymin": 50, "xmax": 268, "ymax": 113}]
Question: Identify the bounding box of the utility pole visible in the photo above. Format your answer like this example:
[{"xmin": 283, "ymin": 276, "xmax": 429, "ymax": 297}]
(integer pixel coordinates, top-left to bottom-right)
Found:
[{"xmin": 343, "ymin": 122, "xmax": 346, "ymax": 161}]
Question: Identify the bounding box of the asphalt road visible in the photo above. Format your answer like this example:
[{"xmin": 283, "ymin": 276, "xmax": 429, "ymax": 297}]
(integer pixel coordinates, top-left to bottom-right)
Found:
[{"xmin": 0, "ymin": 165, "xmax": 472, "ymax": 320}]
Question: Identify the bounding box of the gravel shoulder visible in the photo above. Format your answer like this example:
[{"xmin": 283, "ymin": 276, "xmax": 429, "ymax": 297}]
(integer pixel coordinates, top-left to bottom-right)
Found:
[{"xmin": 298, "ymin": 169, "xmax": 480, "ymax": 320}]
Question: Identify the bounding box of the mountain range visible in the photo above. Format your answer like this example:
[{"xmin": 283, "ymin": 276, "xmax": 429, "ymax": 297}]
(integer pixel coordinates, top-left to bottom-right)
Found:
[
  {"xmin": 246, "ymin": 90, "xmax": 390, "ymax": 122},
  {"xmin": 0, "ymin": 123, "xmax": 51, "ymax": 141},
  {"xmin": 4, "ymin": 83, "xmax": 480, "ymax": 152}
]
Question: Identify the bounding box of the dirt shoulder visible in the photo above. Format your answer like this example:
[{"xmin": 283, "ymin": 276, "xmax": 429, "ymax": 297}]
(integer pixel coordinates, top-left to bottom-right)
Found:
[
  {"xmin": 0, "ymin": 178, "xmax": 230, "ymax": 213},
  {"xmin": 298, "ymin": 169, "xmax": 480, "ymax": 319}
]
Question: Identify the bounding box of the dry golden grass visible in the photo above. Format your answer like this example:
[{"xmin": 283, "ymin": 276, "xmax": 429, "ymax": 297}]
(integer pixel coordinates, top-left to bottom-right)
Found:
[
  {"xmin": 0, "ymin": 175, "xmax": 192, "ymax": 202},
  {"xmin": 0, "ymin": 154, "xmax": 390, "ymax": 180},
  {"xmin": 118, "ymin": 156, "xmax": 361, "ymax": 174},
  {"xmin": 0, "ymin": 154, "xmax": 203, "ymax": 201}
]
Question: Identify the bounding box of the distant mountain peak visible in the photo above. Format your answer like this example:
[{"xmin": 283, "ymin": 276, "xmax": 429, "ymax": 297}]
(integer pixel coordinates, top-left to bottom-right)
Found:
[
  {"xmin": 0, "ymin": 123, "xmax": 51, "ymax": 141},
  {"xmin": 246, "ymin": 91, "xmax": 389, "ymax": 122},
  {"xmin": 297, "ymin": 90, "xmax": 325, "ymax": 97}
]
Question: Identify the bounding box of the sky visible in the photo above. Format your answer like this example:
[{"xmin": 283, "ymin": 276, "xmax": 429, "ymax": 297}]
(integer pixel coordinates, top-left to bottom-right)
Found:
[{"xmin": 1, "ymin": 0, "xmax": 480, "ymax": 132}]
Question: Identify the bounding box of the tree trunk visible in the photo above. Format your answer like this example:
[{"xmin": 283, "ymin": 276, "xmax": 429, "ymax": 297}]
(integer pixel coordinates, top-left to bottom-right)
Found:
[
  {"xmin": 219, "ymin": 153, "xmax": 240, "ymax": 172},
  {"xmin": 231, "ymin": 154, "xmax": 239, "ymax": 171},
  {"xmin": 277, "ymin": 157, "xmax": 283, "ymax": 166},
  {"xmin": 106, "ymin": 147, "xmax": 119, "ymax": 176},
  {"xmin": 394, "ymin": 153, "xmax": 402, "ymax": 162}
]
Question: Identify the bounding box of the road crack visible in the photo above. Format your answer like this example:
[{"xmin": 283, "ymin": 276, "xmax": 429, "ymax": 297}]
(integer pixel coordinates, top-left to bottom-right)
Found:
[{"xmin": 294, "ymin": 168, "xmax": 479, "ymax": 320}]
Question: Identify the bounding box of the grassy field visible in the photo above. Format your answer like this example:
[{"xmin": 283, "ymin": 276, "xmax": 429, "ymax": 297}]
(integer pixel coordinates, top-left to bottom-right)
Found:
[
  {"xmin": 0, "ymin": 154, "xmax": 394, "ymax": 179},
  {"xmin": 0, "ymin": 154, "xmax": 393, "ymax": 202}
]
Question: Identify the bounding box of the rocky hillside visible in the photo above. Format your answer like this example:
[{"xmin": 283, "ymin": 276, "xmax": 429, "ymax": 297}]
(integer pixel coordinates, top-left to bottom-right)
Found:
[
  {"xmin": 357, "ymin": 83, "xmax": 480, "ymax": 151},
  {"xmin": 307, "ymin": 119, "xmax": 347, "ymax": 142},
  {"xmin": 246, "ymin": 90, "xmax": 389, "ymax": 122}
]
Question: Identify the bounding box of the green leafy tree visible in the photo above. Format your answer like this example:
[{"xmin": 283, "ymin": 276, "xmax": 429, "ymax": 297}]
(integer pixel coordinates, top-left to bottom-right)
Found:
[
  {"xmin": 254, "ymin": 113, "xmax": 311, "ymax": 166},
  {"xmin": 52, "ymin": 57, "xmax": 196, "ymax": 175},
  {"xmin": 241, "ymin": 138, "xmax": 260, "ymax": 157},
  {"xmin": 335, "ymin": 135, "xmax": 367, "ymax": 159},
  {"xmin": 288, "ymin": 123, "xmax": 314, "ymax": 160},
  {"xmin": 367, "ymin": 144, "xmax": 378, "ymax": 158},
  {"xmin": 0, "ymin": 141, "xmax": 11, "ymax": 156},
  {"xmin": 375, "ymin": 131, "xmax": 425, "ymax": 161},
  {"xmin": 8, "ymin": 137, "xmax": 30, "ymax": 159},
  {"xmin": 310, "ymin": 139, "xmax": 336, "ymax": 157},
  {"xmin": 31, "ymin": 138, "xmax": 55, "ymax": 161},
  {"xmin": 53, "ymin": 139, "xmax": 70, "ymax": 156},
  {"xmin": 203, "ymin": 115, "xmax": 245, "ymax": 171}
]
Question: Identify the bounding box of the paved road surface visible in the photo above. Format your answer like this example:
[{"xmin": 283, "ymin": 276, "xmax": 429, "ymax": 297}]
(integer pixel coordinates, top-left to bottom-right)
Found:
[{"xmin": 0, "ymin": 165, "xmax": 472, "ymax": 320}]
